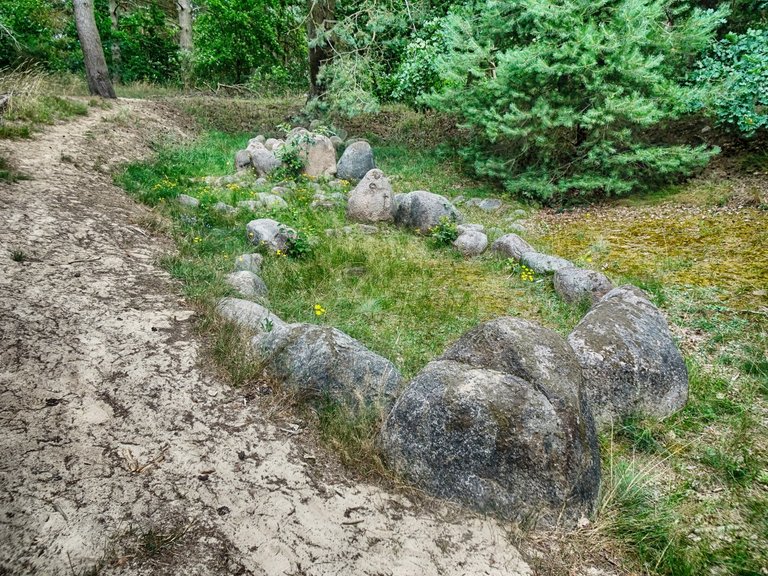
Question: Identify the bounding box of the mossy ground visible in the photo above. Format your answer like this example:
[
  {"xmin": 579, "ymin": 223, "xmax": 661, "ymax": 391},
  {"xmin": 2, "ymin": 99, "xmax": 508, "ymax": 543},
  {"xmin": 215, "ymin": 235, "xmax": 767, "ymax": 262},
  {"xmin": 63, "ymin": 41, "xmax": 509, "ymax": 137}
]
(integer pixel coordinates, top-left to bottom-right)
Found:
[{"xmin": 117, "ymin": 99, "xmax": 768, "ymax": 576}]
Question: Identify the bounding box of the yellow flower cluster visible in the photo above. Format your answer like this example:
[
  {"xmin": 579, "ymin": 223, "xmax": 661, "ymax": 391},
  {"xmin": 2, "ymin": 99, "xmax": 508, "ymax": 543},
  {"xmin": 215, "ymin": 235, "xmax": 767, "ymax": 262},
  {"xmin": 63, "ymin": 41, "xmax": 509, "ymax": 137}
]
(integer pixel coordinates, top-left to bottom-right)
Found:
[
  {"xmin": 193, "ymin": 236, "xmax": 202, "ymax": 244},
  {"xmin": 520, "ymin": 265, "xmax": 534, "ymax": 282},
  {"xmin": 313, "ymin": 304, "xmax": 326, "ymax": 316}
]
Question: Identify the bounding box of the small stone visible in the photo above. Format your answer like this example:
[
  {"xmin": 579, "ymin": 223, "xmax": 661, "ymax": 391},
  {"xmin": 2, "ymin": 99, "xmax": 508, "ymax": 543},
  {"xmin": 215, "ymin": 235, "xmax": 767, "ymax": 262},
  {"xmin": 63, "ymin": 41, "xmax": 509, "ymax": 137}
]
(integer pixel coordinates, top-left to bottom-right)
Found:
[
  {"xmin": 234, "ymin": 253, "xmax": 263, "ymax": 274},
  {"xmin": 457, "ymin": 223, "xmax": 485, "ymax": 234},
  {"xmin": 491, "ymin": 234, "xmax": 534, "ymax": 261},
  {"xmin": 478, "ymin": 198, "xmax": 503, "ymax": 212},
  {"xmin": 213, "ymin": 201, "xmax": 236, "ymax": 214},
  {"xmin": 453, "ymin": 230, "xmax": 488, "ymax": 257},
  {"xmin": 520, "ymin": 252, "xmax": 574, "ymax": 274},
  {"xmin": 225, "ymin": 271, "xmax": 268, "ymax": 299},
  {"xmin": 177, "ymin": 194, "xmax": 200, "ymax": 208}
]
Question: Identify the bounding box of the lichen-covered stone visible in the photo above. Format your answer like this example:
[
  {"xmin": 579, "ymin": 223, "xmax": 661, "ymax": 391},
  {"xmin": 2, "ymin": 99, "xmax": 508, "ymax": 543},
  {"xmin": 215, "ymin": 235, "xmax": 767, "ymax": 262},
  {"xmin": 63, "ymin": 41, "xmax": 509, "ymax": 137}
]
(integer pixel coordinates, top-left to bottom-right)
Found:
[
  {"xmin": 520, "ymin": 251, "xmax": 574, "ymax": 274},
  {"xmin": 554, "ymin": 267, "xmax": 614, "ymax": 305},
  {"xmin": 346, "ymin": 169, "xmax": 394, "ymax": 223},
  {"xmin": 382, "ymin": 317, "xmax": 600, "ymax": 527},
  {"xmin": 453, "ymin": 230, "xmax": 488, "ymax": 257},
  {"xmin": 252, "ymin": 323, "xmax": 402, "ymax": 410},
  {"xmin": 491, "ymin": 234, "xmax": 534, "ymax": 261},
  {"xmin": 393, "ymin": 190, "xmax": 462, "ymax": 234},
  {"xmin": 567, "ymin": 285, "xmax": 688, "ymax": 429}
]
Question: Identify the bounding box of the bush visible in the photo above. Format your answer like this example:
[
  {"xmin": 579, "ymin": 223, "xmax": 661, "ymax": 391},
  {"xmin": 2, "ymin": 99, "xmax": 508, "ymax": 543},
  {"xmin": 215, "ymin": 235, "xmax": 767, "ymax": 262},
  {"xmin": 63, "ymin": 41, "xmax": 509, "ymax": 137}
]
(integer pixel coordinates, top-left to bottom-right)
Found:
[
  {"xmin": 693, "ymin": 28, "xmax": 768, "ymax": 137},
  {"xmin": 426, "ymin": 0, "xmax": 726, "ymax": 204},
  {"xmin": 113, "ymin": 5, "xmax": 179, "ymax": 83}
]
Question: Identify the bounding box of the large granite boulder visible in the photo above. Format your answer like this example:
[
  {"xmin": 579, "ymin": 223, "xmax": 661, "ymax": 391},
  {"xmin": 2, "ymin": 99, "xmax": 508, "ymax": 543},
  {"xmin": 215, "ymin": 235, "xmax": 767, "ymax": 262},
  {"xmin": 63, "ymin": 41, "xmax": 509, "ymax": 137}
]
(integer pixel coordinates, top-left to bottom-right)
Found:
[
  {"xmin": 336, "ymin": 141, "xmax": 375, "ymax": 182},
  {"xmin": 382, "ymin": 317, "xmax": 600, "ymax": 527},
  {"xmin": 289, "ymin": 132, "xmax": 337, "ymax": 178},
  {"xmin": 346, "ymin": 169, "xmax": 395, "ymax": 223},
  {"xmin": 491, "ymin": 234, "xmax": 534, "ymax": 261},
  {"xmin": 554, "ymin": 267, "xmax": 614, "ymax": 305},
  {"xmin": 234, "ymin": 149, "xmax": 252, "ymax": 172},
  {"xmin": 567, "ymin": 285, "xmax": 688, "ymax": 429},
  {"xmin": 252, "ymin": 323, "xmax": 402, "ymax": 410},
  {"xmin": 245, "ymin": 219, "xmax": 297, "ymax": 252},
  {"xmin": 393, "ymin": 190, "xmax": 462, "ymax": 234}
]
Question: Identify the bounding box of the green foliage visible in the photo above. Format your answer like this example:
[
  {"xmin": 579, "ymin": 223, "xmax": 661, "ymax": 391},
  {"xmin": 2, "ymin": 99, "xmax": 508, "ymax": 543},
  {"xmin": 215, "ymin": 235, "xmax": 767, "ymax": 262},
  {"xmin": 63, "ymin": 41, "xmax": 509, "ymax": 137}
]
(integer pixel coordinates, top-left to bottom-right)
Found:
[
  {"xmin": 693, "ymin": 28, "xmax": 768, "ymax": 137},
  {"xmin": 428, "ymin": 216, "xmax": 458, "ymax": 247},
  {"xmin": 193, "ymin": 0, "xmax": 305, "ymax": 84},
  {"xmin": 0, "ymin": 0, "xmax": 76, "ymax": 70},
  {"xmin": 113, "ymin": 5, "xmax": 179, "ymax": 83},
  {"xmin": 283, "ymin": 228, "xmax": 313, "ymax": 259},
  {"xmin": 390, "ymin": 36, "xmax": 443, "ymax": 107},
  {"xmin": 426, "ymin": 0, "xmax": 726, "ymax": 203}
]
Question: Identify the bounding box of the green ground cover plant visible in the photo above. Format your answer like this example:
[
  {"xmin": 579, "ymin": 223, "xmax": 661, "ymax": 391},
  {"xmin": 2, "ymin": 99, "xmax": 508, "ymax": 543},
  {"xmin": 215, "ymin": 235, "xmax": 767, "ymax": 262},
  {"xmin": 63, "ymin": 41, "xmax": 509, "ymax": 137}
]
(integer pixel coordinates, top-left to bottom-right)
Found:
[{"xmin": 118, "ymin": 110, "xmax": 767, "ymax": 574}]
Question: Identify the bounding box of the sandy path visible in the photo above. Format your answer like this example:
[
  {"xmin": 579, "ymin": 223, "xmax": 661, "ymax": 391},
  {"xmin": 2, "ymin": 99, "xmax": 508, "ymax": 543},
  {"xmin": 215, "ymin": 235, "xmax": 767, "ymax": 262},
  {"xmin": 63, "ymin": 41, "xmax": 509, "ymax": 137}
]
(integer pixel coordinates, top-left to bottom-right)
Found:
[{"xmin": 0, "ymin": 100, "xmax": 530, "ymax": 576}]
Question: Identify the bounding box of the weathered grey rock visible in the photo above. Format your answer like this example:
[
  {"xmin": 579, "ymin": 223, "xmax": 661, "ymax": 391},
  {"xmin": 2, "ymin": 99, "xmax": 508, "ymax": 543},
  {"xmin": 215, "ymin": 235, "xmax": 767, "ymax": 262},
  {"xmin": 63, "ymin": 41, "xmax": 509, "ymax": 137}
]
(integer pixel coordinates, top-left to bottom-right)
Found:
[
  {"xmin": 252, "ymin": 323, "xmax": 401, "ymax": 409},
  {"xmin": 336, "ymin": 141, "xmax": 375, "ymax": 182},
  {"xmin": 568, "ymin": 285, "xmax": 688, "ymax": 429},
  {"xmin": 177, "ymin": 194, "xmax": 200, "ymax": 208},
  {"xmin": 249, "ymin": 144, "xmax": 281, "ymax": 176},
  {"xmin": 508, "ymin": 221, "xmax": 528, "ymax": 234},
  {"xmin": 255, "ymin": 177, "xmax": 268, "ymax": 186},
  {"xmin": 264, "ymin": 138, "xmax": 283, "ymax": 151},
  {"xmin": 520, "ymin": 251, "xmax": 574, "ymax": 274},
  {"xmin": 308, "ymin": 119, "xmax": 322, "ymax": 131},
  {"xmin": 554, "ymin": 267, "xmax": 614, "ymax": 305},
  {"xmin": 225, "ymin": 271, "xmax": 269, "ymax": 299},
  {"xmin": 234, "ymin": 253, "xmax": 263, "ymax": 273},
  {"xmin": 248, "ymin": 135, "xmax": 265, "ymax": 146},
  {"xmin": 382, "ymin": 317, "xmax": 600, "ymax": 527},
  {"xmin": 511, "ymin": 209, "xmax": 528, "ymax": 219},
  {"xmin": 346, "ymin": 169, "xmax": 395, "ymax": 223},
  {"xmin": 212, "ymin": 201, "xmax": 237, "ymax": 214},
  {"xmin": 270, "ymin": 186, "xmax": 289, "ymax": 196},
  {"xmin": 393, "ymin": 190, "xmax": 462, "ymax": 234},
  {"xmin": 291, "ymin": 133, "xmax": 337, "ymax": 178},
  {"xmin": 237, "ymin": 194, "xmax": 288, "ymax": 211},
  {"xmin": 325, "ymin": 224, "xmax": 379, "ymax": 237},
  {"xmin": 457, "ymin": 223, "xmax": 485, "ymax": 234},
  {"xmin": 453, "ymin": 230, "xmax": 488, "ymax": 257},
  {"xmin": 245, "ymin": 218, "xmax": 297, "ymax": 252},
  {"xmin": 235, "ymin": 149, "xmax": 252, "ymax": 172},
  {"xmin": 479, "ymin": 198, "xmax": 503, "ymax": 212},
  {"xmin": 491, "ymin": 234, "xmax": 534, "ymax": 261},
  {"xmin": 216, "ymin": 297, "xmax": 285, "ymax": 333},
  {"xmin": 330, "ymin": 135, "xmax": 343, "ymax": 149}
]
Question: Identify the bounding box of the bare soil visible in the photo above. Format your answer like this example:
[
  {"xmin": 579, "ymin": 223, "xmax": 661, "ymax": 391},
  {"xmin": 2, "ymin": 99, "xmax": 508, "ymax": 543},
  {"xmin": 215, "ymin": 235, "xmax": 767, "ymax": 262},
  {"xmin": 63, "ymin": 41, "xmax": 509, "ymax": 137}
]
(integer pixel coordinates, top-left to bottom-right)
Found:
[{"xmin": 0, "ymin": 100, "xmax": 533, "ymax": 575}]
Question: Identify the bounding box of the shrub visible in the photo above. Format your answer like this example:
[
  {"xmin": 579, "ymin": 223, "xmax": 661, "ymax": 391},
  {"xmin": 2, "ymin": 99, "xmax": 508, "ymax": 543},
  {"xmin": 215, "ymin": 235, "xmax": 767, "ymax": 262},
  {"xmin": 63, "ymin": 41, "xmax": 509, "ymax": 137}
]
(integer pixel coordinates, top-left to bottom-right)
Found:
[
  {"xmin": 426, "ymin": 0, "xmax": 726, "ymax": 204},
  {"xmin": 692, "ymin": 28, "xmax": 768, "ymax": 137},
  {"xmin": 112, "ymin": 5, "xmax": 180, "ymax": 83}
]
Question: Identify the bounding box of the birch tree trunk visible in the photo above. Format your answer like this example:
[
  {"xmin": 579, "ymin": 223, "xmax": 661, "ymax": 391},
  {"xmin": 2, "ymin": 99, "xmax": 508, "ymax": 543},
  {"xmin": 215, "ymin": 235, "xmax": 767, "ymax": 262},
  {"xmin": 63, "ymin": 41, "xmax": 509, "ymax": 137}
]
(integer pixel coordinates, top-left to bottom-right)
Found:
[
  {"xmin": 73, "ymin": 0, "xmax": 116, "ymax": 98},
  {"xmin": 177, "ymin": 0, "xmax": 193, "ymax": 54}
]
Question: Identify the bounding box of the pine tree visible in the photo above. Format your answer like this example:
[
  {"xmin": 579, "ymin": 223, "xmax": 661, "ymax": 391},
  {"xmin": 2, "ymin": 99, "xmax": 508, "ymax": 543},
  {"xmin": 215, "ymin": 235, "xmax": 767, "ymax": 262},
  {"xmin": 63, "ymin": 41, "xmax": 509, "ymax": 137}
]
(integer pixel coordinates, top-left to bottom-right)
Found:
[{"xmin": 428, "ymin": 0, "xmax": 728, "ymax": 203}]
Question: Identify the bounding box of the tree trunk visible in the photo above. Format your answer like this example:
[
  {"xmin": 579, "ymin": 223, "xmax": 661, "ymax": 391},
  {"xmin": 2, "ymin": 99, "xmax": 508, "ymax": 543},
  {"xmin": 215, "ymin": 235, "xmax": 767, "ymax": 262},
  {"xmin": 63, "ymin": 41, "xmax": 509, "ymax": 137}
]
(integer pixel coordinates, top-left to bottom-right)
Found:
[
  {"xmin": 108, "ymin": 0, "xmax": 121, "ymax": 82},
  {"xmin": 307, "ymin": 0, "xmax": 335, "ymax": 98},
  {"xmin": 73, "ymin": 0, "xmax": 116, "ymax": 98},
  {"xmin": 177, "ymin": 0, "xmax": 193, "ymax": 54}
]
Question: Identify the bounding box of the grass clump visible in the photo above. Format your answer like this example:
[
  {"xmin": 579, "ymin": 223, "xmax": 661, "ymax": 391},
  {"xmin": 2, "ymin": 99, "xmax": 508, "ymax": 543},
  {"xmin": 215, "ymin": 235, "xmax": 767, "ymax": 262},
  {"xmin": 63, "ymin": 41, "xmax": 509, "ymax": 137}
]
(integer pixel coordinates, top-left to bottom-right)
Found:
[{"xmin": 0, "ymin": 66, "xmax": 89, "ymax": 139}]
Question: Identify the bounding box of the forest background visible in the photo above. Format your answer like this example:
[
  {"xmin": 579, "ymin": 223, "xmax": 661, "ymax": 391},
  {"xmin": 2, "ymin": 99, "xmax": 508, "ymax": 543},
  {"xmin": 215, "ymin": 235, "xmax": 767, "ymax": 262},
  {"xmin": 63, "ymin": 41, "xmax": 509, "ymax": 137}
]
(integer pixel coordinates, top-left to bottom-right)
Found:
[{"xmin": 1, "ymin": 0, "xmax": 766, "ymax": 204}]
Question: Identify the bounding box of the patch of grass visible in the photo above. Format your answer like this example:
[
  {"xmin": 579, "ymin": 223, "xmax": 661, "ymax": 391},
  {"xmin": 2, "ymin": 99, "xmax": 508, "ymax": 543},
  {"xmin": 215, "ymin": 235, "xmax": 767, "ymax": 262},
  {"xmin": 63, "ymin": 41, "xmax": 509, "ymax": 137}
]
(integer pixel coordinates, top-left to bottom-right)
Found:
[
  {"xmin": 0, "ymin": 67, "xmax": 89, "ymax": 138},
  {"xmin": 9, "ymin": 249, "xmax": 26, "ymax": 262},
  {"xmin": 173, "ymin": 96, "xmax": 304, "ymax": 134},
  {"xmin": 0, "ymin": 156, "xmax": 28, "ymax": 182}
]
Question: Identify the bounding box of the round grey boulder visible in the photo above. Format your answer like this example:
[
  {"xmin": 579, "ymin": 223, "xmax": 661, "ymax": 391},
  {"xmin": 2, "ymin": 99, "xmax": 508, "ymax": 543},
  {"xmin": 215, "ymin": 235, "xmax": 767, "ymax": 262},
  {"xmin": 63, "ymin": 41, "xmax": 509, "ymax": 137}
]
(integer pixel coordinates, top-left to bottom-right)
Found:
[
  {"xmin": 491, "ymin": 234, "xmax": 534, "ymax": 261},
  {"xmin": 336, "ymin": 141, "xmax": 375, "ymax": 182},
  {"xmin": 393, "ymin": 190, "xmax": 463, "ymax": 234},
  {"xmin": 567, "ymin": 285, "xmax": 688, "ymax": 429},
  {"xmin": 245, "ymin": 218, "xmax": 297, "ymax": 252},
  {"xmin": 234, "ymin": 149, "xmax": 252, "ymax": 172},
  {"xmin": 248, "ymin": 142, "xmax": 281, "ymax": 176},
  {"xmin": 234, "ymin": 253, "xmax": 264, "ymax": 274},
  {"xmin": 216, "ymin": 297, "xmax": 285, "ymax": 334},
  {"xmin": 252, "ymin": 323, "xmax": 402, "ymax": 410},
  {"xmin": 346, "ymin": 169, "xmax": 395, "ymax": 223},
  {"xmin": 453, "ymin": 230, "xmax": 488, "ymax": 257},
  {"xmin": 520, "ymin": 251, "xmax": 574, "ymax": 274},
  {"xmin": 212, "ymin": 201, "xmax": 237, "ymax": 214},
  {"xmin": 225, "ymin": 271, "xmax": 269, "ymax": 299},
  {"xmin": 382, "ymin": 317, "xmax": 600, "ymax": 527},
  {"xmin": 554, "ymin": 267, "xmax": 614, "ymax": 305}
]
